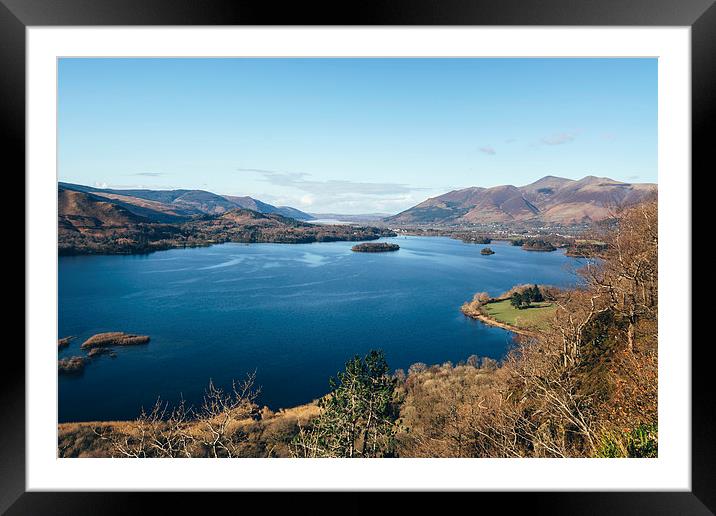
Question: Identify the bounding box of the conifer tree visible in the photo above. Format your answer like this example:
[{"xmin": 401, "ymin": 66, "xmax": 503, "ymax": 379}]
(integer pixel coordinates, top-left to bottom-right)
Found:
[
  {"xmin": 291, "ymin": 350, "xmax": 398, "ymax": 457},
  {"xmin": 511, "ymin": 292, "xmax": 523, "ymax": 308}
]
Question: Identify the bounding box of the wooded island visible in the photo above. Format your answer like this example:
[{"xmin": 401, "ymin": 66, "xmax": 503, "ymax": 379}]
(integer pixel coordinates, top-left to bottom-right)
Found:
[{"xmin": 351, "ymin": 242, "xmax": 400, "ymax": 253}]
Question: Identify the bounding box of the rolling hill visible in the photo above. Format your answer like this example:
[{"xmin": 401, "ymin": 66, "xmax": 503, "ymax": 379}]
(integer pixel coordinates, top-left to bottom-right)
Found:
[
  {"xmin": 59, "ymin": 183, "xmax": 314, "ymax": 222},
  {"xmin": 58, "ymin": 185, "xmax": 393, "ymax": 255},
  {"xmin": 386, "ymin": 175, "xmax": 656, "ymax": 225},
  {"xmin": 58, "ymin": 187, "xmax": 151, "ymax": 232}
]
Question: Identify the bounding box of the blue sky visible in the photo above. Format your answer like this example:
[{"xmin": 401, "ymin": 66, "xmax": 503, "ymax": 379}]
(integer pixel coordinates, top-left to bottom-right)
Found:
[{"xmin": 58, "ymin": 58, "xmax": 657, "ymax": 214}]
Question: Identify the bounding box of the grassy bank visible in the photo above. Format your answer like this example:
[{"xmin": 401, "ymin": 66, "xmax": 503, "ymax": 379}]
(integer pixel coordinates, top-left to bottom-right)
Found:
[
  {"xmin": 482, "ymin": 299, "xmax": 556, "ymax": 331},
  {"xmin": 58, "ymin": 401, "xmax": 321, "ymax": 458}
]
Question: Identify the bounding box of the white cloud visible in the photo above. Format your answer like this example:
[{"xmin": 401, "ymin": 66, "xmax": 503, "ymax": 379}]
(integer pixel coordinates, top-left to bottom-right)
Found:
[
  {"xmin": 299, "ymin": 194, "xmax": 315, "ymax": 207},
  {"xmin": 479, "ymin": 146, "xmax": 496, "ymax": 155},
  {"xmin": 239, "ymin": 168, "xmax": 437, "ymax": 214},
  {"xmin": 541, "ymin": 132, "xmax": 577, "ymax": 145}
]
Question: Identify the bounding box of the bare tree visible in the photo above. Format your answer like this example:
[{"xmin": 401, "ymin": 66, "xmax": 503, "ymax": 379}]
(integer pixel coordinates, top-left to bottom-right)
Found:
[
  {"xmin": 196, "ymin": 375, "xmax": 259, "ymax": 458},
  {"xmin": 94, "ymin": 374, "xmax": 259, "ymax": 458},
  {"xmin": 583, "ymin": 199, "xmax": 658, "ymax": 352}
]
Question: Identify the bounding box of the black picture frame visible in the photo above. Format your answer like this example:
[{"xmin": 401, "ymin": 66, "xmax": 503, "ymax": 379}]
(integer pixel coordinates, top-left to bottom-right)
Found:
[{"xmin": 5, "ymin": 0, "xmax": 709, "ymax": 513}]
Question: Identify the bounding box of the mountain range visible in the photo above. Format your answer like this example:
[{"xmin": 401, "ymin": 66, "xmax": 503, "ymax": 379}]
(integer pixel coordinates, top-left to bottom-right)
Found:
[
  {"xmin": 385, "ymin": 175, "xmax": 656, "ymax": 225},
  {"xmin": 59, "ymin": 182, "xmax": 315, "ymax": 223},
  {"xmin": 58, "ymin": 185, "xmax": 394, "ymax": 255},
  {"xmin": 59, "ymin": 174, "xmax": 657, "ymax": 233}
]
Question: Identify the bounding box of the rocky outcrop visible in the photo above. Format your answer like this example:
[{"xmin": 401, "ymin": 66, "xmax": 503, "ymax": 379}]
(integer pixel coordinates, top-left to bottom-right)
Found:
[
  {"xmin": 58, "ymin": 356, "xmax": 86, "ymax": 374},
  {"xmin": 87, "ymin": 347, "xmax": 118, "ymax": 358}
]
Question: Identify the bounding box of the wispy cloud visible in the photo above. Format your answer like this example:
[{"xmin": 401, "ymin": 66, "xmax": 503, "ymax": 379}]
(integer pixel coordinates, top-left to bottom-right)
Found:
[
  {"xmin": 541, "ymin": 132, "xmax": 577, "ymax": 145},
  {"xmin": 92, "ymin": 181, "xmax": 177, "ymax": 190},
  {"xmin": 236, "ymin": 167, "xmax": 434, "ymax": 214},
  {"xmin": 130, "ymin": 172, "xmax": 165, "ymax": 177},
  {"xmin": 234, "ymin": 168, "xmax": 278, "ymax": 176},
  {"xmin": 239, "ymin": 168, "xmax": 426, "ymax": 197},
  {"xmin": 601, "ymin": 133, "xmax": 617, "ymax": 142},
  {"xmin": 479, "ymin": 146, "xmax": 496, "ymax": 155}
]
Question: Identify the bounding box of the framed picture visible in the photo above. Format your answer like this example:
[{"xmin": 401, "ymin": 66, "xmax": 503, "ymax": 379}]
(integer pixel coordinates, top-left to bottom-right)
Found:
[{"xmin": 7, "ymin": 0, "xmax": 710, "ymax": 512}]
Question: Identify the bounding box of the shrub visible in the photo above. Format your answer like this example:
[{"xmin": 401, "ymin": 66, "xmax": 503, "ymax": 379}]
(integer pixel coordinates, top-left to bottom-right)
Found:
[{"xmin": 598, "ymin": 423, "xmax": 658, "ymax": 458}]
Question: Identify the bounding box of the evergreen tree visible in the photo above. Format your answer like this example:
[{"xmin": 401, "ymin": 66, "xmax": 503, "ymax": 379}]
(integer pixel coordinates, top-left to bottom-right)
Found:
[
  {"xmin": 532, "ymin": 285, "xmax": 544, "ymax": 302},
  {"xmin": 511, "ymin": 292, "xmax": 523, "ymax": 308},
  {"xmin": 522, "ymin": 293, "xmax": 531, "ymax": 308},
  {"xmin": 291, "ymin": 350, "xmax": 398, "ymax": 457}
]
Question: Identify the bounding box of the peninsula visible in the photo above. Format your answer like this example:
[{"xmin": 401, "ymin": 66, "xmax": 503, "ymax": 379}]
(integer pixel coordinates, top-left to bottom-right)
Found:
[{"xmin": 461, "ymin": 285, "xmax": 557, "ymax": 336}]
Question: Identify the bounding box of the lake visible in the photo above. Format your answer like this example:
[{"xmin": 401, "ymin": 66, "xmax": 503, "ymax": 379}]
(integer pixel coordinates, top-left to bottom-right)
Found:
[{"xmin": 58, "ymin": 236, "xmax": 583, "ymax": 422}]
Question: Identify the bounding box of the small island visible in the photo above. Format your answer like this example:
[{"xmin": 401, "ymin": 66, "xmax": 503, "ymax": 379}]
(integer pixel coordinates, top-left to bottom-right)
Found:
[
  {"xmin": 58, "ymin": 356, "xmax": 86, "ymax": 375},
  {"xmin": 351, "ymin": 242, "xmax": 400, "ymax": 253},
  {"xmin": 80, "ymin": 332, "xmax": 150, "ymax": 349},
  {"xmin": 480, "ymin": 247, "xmax": 495, "ymax": 255},
  {"xmin": 87, "ymin": 347, "xmax": 118, "ymax": 358}
]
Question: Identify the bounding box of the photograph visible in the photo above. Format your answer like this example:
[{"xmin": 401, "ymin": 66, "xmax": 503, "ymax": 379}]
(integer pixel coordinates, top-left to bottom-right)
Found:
[
  {"xmin": 1, "ymin": 0, "xmax": 709, "ymax": 505},
  {"xmin": 55, "ymin": 57, "xmax": 659, "ymax": 460}
]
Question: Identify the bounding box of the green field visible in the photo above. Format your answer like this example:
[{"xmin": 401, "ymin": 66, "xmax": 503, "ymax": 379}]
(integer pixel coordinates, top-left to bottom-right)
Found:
[{"xmin": 483, "ymin": 299, "xmax": 557, "ymax": 331}]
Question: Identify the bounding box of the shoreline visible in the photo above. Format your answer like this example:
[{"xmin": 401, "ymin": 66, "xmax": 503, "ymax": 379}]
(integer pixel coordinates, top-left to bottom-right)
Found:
[
  {"xmin": 460, "ymin": 301, "xmax": 539, "ymax": 338},
  {"xmin": 59, "ymin": 233, "xmax": 396, "ymax": 257},
  {"xmin": 57, "ymin": 398, "xmax": 320, "ymax": 428}
]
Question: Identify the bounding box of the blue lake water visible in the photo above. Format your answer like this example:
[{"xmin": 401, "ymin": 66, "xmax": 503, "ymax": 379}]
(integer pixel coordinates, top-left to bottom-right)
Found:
[{"xmin": 58, "ymin": 236, "xmax": 583, "ymax": 422}]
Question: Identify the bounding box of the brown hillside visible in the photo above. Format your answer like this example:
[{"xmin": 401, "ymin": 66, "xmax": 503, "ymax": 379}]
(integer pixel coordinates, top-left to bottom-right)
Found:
[
  {"xmin": 386, "ymin": 175, "xmax": 656, "ymax": 225},
  {"xmin": 58, "ymin": 188, "xmax": 149, "ymax": 231}
]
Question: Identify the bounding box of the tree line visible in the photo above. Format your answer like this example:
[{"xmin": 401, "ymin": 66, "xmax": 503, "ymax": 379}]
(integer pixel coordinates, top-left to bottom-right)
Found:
[{"xmin": 510, "ymin": 284, "xmax": 544, "ymax": 309}]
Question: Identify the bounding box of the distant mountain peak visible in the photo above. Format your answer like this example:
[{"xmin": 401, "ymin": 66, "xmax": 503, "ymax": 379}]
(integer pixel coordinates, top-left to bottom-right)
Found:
[
  {"xmin": 385, "ymin": 175, "xmax": 656, "ymax": 225},
  {"xmin": 579, "ymin": 174, "xmax": 606, "ymax": 182},
  {"xmin": 524, "ymin": 175, "xmax": 574, "ymax": 188}
]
